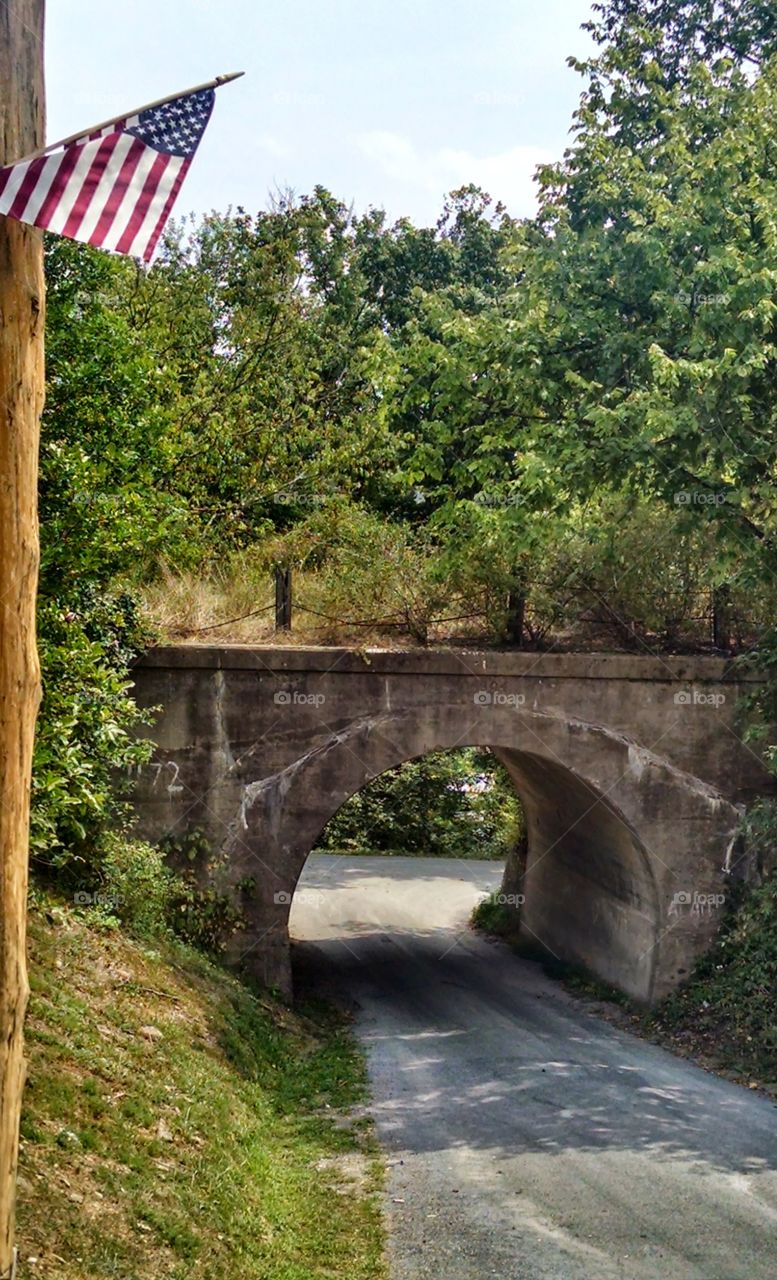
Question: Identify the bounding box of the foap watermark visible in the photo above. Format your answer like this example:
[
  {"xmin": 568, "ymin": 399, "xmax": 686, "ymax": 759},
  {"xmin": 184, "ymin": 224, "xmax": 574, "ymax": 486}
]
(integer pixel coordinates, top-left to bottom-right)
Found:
[
  {"xmin": 472, "ymin": 90, "xmax": 523, "ymax": 107},
  {"xmin": 73, "ymin": 492, "xmax": 125, "ymax": 507},
  {"xmin": 675, "ymin": 290, "xmax": 730, "ymax": 307},
  {"xmin": 669, "ymin": 889, "xmax": 726, "ymax": 915},
  {"xmin": 481, "ymin": 890, "xmax": 525, "ymax": 907},
  {"xmin": 74, "ymin": 890, "xmax": 124, "ymax": 909},
  {"xmin": 473, "ymin": 491, "xmax": 525, "ymax": 508},
  {"xmin": 474, "ymin": 690, "xmax": 526, "ymax": 708},
  {"xmin": 273, "ymin": 888, "xmax": 326, "ymax": 908},
  {"xmin": 673, "ymin": 689, "xmax": 725, "ymax": 708},
  {"xmin": 272, "ymin": 490, "xmax": 331, "ymax": 507},
  {"xmin": 273, "ymin": 689, "xmax": 326, "ymax": 707},
  {"xmin": 272, "ymin": 89, "xmax": 324, "ymax": 108},
  {"xmin": 674, "ymin": 490, "xmax": 729, "ymax": 507}
]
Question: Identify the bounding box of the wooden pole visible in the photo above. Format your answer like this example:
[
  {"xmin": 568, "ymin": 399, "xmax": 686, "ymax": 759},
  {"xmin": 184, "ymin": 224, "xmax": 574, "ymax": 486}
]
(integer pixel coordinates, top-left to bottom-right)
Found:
[
  {"xmin": 0, "ymin": 3, "xmax": 45, "ymax": 1274},
  {"xmin": 505, "ymin": 586, "xmax": 525, "ymax": 648},
  {"xmin": 712, "ymin": 584, "xmax": 731, "ymax": 653},
  {"xmin": 274, "ymin": 567, "xmax": 292, "ymax": 632}
]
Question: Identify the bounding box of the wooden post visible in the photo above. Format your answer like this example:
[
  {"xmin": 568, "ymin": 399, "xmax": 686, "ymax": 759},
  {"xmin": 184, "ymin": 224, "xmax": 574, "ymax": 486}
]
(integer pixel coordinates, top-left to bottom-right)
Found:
[
  {"xmin": 712, "ymin": 584, "xmax": 731, "ymax": 653},
  {"xmin": 274, "ymin": 566, "xmax": 292, "ymax": 631},
  {"xmin": 0, "ymin": 3, "xmax": 46, "ymax": 1274},
  {"xmin": 505, "ymin": 583, "xmax": 525, "ymax": 648}
]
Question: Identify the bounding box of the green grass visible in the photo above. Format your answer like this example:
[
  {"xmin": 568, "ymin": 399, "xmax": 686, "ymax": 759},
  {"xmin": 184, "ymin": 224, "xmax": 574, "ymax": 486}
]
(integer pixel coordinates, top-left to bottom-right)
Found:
[
  {"xmin": 470, "ymin": 894, "xmax": 519, "ymax": 936},
  {"xmin": 16, "ymin": 893, "xmax": 386, "ymax": 1280}
]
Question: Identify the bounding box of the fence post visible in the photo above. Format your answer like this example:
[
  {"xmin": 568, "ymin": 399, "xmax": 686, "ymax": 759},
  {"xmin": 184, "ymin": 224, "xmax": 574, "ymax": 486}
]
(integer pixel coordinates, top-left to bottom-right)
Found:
[
  {"xmin": 712, "ymin": 585, "xmax": 731, "ymax": 652},
  {"xmin": 274, "ymin": 566, "xmax": 292, "ymax": 632},
  {"xmin": 505, "ymin": 587, "xmax": 525, "ymax": 648}
]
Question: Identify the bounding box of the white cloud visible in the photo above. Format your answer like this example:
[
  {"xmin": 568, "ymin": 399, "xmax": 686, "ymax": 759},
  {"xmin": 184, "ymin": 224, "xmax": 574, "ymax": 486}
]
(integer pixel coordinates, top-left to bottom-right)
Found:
[
  {"xmin": 354, "ymin": 130, "xmax": 551, "ymax": 221},
  {"xmin": 256, "ymin": 133, "xmax": 291, "ymax": 159}
]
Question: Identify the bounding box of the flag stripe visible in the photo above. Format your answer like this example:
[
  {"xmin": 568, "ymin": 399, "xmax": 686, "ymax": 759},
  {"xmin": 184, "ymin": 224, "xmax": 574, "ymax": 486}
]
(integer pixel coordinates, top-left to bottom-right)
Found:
[
  {"xmin": 89, "ymin": 137, "xmax": 147, "ymax": 249},
  {"xmin": 15, "ymin": 152, "xmax": 74, "ymax": 224},
  {"xmin": 118, "ymin": 151, "xmax": 176, "ymax": 257},
  {"xmin": 99, "ymin": 143, "xmax": 164, "ymax": 252},
  {"xmin": 32, "ymin": 145, "xmax": 86, "ymax": 228},
  {"xmin": 141, "ymin": 155, "xmax": 191, "ymax": 262},
  {"xmin": 75, "ymin": 133, "xmax": 138, "ymax": 244},
  {"xmin": 60, "ymin": 135, "xmax": 124, "ymax": 241},
  {"xmin": 78, "ymin": 119, "xmax": 126, "ymax": 146},
  {"xmin": 0, "ymin": 158, "xmax": 33, "ymax": 209},
  {"xmin": 45, "ymin": 138, "xmax": 111, "ymax": 236},
  {"xmin": 18, "ymin": 154, "xmax": 65, "ymax": 224},
  {"xmin": 7, "ymin": 156, "xmax": 50, "ymax": 221}
]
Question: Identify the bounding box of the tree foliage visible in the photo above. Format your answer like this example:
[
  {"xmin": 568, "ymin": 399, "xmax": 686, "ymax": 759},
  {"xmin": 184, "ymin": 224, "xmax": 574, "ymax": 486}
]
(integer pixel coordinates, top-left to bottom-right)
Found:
[
  {"xmin": 33, "ymin": 0, "xmax": 777, "ymax": 885},
  {"xmin": 317, "ymin": 750, "xmax": 523, "ymax": 861}
]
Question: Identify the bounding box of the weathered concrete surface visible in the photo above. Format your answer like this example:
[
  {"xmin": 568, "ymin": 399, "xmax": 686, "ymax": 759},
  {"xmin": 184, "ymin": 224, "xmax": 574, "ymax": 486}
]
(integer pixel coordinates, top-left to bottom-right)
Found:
[
  {"xmin": 130, "ymin": 646, "xmax": 771, "ymax": 1003},
  {"xmin": 292, "ymin": 854, "xmax": 777, "ymax": 1280}
]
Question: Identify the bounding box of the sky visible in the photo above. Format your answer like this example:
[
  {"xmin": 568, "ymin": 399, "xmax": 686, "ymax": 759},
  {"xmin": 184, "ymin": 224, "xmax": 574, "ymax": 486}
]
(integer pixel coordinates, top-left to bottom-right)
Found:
[{"xmin": 46, "ymin": 0, "xmax": 596, "ymax": 229}]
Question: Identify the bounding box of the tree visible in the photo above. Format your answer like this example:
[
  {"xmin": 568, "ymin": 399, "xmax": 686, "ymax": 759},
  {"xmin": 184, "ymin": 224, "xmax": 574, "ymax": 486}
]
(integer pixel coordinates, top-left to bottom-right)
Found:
[
  {"xmin": 123, "ymin": 196, "xmax": 393, "ymax": 549},
  {"xmin": 507, "ymin": 28, "xmax": 777, "ymax": 593},
  {"xmin": 586, "ymin": 0, "xmax": 777, "ymax": 81}
]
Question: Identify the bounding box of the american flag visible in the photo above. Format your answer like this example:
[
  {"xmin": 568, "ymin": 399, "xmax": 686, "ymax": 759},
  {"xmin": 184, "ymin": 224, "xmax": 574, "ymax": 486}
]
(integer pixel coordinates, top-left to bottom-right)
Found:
[{"xmin": 0, "ymin": 87, "xmax": 215, "ymax": 262}]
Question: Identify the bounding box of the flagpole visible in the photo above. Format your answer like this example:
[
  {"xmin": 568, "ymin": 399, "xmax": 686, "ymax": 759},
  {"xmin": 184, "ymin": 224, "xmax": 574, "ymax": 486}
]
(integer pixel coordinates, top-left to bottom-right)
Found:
[{"xmin": 12, "ymin": 71, "xmax": 244, "ymax": 164}]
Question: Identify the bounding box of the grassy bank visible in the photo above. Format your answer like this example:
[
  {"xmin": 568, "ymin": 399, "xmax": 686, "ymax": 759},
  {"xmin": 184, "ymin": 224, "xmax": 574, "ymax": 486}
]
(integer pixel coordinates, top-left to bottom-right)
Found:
[{"xmin": 16, "ymin": 893, "xmax": 386, "ymax": 1280}]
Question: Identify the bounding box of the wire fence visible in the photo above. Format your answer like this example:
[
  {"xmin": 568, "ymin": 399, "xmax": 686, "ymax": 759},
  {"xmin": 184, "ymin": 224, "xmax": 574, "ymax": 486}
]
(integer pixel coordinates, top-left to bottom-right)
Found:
[{"xmin": 180, "ymin": 570, "xmax": 763, "ymax": 655}]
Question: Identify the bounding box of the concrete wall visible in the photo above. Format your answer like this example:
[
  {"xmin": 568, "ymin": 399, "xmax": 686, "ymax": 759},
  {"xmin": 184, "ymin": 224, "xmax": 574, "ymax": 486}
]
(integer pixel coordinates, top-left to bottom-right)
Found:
[
  {"xmin": 495, "ymin": 748, "xmax": 662, "ymax": 996},
  {"xmin": 130, "ymin": 646, "xmax": 771, "ymax": 1004}
]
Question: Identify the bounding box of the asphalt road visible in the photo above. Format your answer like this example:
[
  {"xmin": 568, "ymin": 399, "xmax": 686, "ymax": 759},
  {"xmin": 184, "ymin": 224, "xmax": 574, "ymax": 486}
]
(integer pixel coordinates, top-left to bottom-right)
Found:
[{"xmin": 290, "ymin": 854, "xmax": 777, "ymax": 1280}]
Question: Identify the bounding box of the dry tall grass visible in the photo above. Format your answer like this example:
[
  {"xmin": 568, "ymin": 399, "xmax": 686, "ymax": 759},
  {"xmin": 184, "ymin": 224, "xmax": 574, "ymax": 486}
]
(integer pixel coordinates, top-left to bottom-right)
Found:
[{"xmin": 139, "ymin": 562, "xmax": 465, "ymax": 648}]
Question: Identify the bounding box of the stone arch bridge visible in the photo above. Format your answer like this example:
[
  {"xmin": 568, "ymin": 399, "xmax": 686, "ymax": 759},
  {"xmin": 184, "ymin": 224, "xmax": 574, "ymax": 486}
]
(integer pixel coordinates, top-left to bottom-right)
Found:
[{"xmin": 130, "ymin": 645, "xmax": 770, "ymax": 1004}]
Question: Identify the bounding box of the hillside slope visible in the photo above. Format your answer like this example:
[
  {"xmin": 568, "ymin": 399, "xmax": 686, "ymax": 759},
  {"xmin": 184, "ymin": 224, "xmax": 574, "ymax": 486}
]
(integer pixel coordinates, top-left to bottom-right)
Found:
[{"xmin": 15, "ymin": 896, "xmax": 385, "ymax": 1280}]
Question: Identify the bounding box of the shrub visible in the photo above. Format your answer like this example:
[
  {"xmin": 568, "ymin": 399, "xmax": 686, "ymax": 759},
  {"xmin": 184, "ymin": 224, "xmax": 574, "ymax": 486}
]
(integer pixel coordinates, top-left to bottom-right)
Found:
[
  {"xmin": 31, "ymin": 592, "xmax": 154, "ymax": 875},
  {"xmin": 653, "ymin": 869, "xmax": 777, "ymax": 1070},
  {"xmin": 157, "ymin": 831, "xmax": 246, "ymax": 955},
  {"xmin": 164, "ymin": 873, "xmax": 245, "ymax": 956},
  {"xmin": 471, "ymin": 893, "xmax": 516, "ymax": 934},
  {"xmin": 98, "ymin": 835, "xmax": 173, "ymax": 938},
  {"xmin": 60, "ymin": 828, "xmax": 246, "ymax": 954},
  {"xmin": 270, "ymin": 501, "xmax": 449, "ymax": 642}
]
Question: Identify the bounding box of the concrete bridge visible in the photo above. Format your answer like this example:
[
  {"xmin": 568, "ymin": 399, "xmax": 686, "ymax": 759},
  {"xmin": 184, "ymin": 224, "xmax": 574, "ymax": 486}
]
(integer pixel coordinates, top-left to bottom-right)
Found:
[{"xmin": 130, "ymin": 645, "xmax": 770, "ymax": 1004}]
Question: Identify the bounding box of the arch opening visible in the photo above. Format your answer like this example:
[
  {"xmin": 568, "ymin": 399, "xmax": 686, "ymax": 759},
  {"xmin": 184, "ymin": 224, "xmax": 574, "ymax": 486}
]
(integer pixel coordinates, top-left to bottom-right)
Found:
[{"xmin": 283, "ymin": 740, "xmax": 661, "ymax": 1004}]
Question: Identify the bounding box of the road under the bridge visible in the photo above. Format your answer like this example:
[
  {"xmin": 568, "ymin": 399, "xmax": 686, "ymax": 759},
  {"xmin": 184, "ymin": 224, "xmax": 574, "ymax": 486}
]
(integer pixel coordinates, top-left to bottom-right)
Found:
[{"xmin": 291, "ymin": 853, "xmax": 777, "ymax": 1280}]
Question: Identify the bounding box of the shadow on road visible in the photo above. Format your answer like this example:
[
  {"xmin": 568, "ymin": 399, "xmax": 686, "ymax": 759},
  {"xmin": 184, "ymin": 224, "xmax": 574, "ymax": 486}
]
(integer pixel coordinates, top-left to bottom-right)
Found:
[{"xmin": 293, "ymin": 926, "xmax": 777, "ymax": 1180}]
